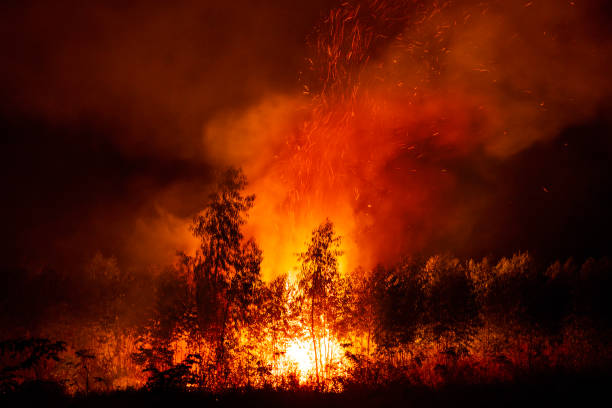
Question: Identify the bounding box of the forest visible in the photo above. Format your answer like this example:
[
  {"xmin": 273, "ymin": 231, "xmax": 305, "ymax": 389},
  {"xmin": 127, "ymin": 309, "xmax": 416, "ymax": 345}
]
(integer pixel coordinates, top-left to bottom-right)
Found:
[{"xmin": 2, "ymin": 169, "xmax": 611, "ymax": 404}]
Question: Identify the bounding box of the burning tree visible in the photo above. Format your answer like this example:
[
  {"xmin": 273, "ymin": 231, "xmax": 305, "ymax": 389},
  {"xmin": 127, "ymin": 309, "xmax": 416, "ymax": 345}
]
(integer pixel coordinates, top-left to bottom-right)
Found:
[
  {"xmin": 134, "ymin": 168, "xmax": 263, "ymax": 390},
  {"xmin": 297, "ymin": 219, "xmax": 344, "ymax": 387}
]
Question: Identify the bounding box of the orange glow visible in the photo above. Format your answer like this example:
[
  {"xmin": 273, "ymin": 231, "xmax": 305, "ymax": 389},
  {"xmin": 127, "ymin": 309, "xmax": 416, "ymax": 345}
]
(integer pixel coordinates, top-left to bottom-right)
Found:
[
  {"xmin": 199, "ymin": 0, "xmax": 611, "ymax": 281},
  {"xmin": 3, "ymin": 0, "xmax": 611, "ymax": 396}
]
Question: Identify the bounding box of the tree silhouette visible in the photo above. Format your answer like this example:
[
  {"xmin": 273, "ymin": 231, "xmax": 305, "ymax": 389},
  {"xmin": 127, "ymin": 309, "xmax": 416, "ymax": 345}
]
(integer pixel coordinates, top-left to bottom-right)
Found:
[
  {"xmin": 185, "ymin": 167, "xmax": 262, "ymax": 387},
  {"xmin": 0, "ymin": 338, "xmax": 66, "ymax": 393}
]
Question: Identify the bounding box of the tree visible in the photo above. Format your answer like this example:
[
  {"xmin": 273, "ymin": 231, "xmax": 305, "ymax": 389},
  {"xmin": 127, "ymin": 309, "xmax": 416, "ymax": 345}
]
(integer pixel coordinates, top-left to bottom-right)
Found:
[
  {"xmin": 186, "ymin": 167, "xmax": 263, "ymax": 387},
  {"xmin": 297, "ymin": 219, "xmax": 343, "ymax": 387}
]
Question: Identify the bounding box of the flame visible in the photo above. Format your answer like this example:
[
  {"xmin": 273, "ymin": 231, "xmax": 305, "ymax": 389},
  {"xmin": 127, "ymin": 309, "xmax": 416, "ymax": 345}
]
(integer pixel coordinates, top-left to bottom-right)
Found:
[
  {"xmin": 285, "ymin": 339, "xmax": 314, "ymax": 380},
  {"xmin": 282, "ymin": 335, "xmax": 347, "ymax": 384}
]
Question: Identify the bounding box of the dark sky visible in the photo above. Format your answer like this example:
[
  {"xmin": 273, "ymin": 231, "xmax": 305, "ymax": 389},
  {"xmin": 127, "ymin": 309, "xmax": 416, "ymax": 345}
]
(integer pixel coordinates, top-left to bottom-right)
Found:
[
  {"xmin": 1, "ymin": 0, "xmax": 612, "ymax": 275},
  {"xmin": 0, "ymin": 0, "xmax": 337, "ymax": 271}
]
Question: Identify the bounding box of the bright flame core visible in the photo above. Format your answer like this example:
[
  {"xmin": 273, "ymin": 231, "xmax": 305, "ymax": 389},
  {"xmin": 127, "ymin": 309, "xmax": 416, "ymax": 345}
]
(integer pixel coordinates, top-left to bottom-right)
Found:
[
  {"xmin": 281, "ymin": 335, "xmax": 347, "ymax": 384},
  {"xmin": 285, "ymin": 339, "xmax": 315, "ymax": 380}
]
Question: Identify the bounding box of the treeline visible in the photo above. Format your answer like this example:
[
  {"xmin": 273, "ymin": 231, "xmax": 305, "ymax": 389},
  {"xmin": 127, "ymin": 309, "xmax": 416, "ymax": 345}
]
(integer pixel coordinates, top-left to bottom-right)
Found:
[
  {"xmin": 346, "ymin": 253, "xmax": 612, "ymax": 387},
  {"xmin": 1, "ymin": 169, "xmax": 612, "ymax": 394}
]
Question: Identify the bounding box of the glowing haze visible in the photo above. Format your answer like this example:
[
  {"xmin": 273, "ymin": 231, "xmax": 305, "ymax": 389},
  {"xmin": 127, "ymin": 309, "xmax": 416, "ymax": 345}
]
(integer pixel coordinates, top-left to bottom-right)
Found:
[{"xmin": 203, "ymin": 0, "xmax": 612, "ymax": 278}]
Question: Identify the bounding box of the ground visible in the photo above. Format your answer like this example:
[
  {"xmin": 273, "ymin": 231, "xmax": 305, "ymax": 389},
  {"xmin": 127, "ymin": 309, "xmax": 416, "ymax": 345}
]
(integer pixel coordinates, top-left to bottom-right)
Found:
[{"xmin": 2, "ymin": 370, "xmax": 610, "ymax": 408}]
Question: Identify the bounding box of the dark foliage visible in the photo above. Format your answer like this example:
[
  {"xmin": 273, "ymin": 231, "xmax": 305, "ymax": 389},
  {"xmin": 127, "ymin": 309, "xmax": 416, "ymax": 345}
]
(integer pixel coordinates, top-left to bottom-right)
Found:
[{"xmin": 0, "ymin": 338, "xmax": 66, "ymax": 393}]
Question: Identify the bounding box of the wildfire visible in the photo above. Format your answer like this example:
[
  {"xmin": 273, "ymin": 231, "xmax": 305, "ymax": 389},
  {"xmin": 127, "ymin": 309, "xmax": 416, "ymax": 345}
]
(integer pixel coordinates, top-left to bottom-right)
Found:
[
  {"xmin": 282, "ymin": 335, "xmax": 347, "ymax": 384},
  {"xmin": 285, "ymin": 339, "xmax": 314, "ymax": 380},
  {"xmin": 4, "ymin": 0, "xmax": 608, "ymax": 396},
  {"xmin": 276, "ymin": 272, "xmax": 350, "ymax": 385}
]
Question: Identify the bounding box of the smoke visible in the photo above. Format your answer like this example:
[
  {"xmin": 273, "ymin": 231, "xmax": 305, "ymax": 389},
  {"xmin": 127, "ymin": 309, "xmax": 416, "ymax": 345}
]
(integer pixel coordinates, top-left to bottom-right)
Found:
[
  {"xmin": 0, "ymin": 0, "xmax": 334, "ymax": 271},
  {"xmin": 1, "ymin": 0, "xmax": 611, "ymax": 278},
  {"xmin": 202, "ymin": 0, "xmax": 612, "ymax": 277}
]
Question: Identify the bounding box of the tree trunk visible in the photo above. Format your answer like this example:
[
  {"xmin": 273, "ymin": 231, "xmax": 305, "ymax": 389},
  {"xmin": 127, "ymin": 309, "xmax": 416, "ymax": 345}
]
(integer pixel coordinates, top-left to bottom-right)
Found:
[{"xmin": 311, "ymin": 291, "xmax": 319, "ymax": 387}]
